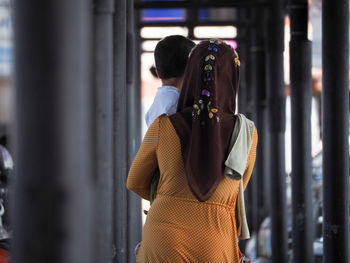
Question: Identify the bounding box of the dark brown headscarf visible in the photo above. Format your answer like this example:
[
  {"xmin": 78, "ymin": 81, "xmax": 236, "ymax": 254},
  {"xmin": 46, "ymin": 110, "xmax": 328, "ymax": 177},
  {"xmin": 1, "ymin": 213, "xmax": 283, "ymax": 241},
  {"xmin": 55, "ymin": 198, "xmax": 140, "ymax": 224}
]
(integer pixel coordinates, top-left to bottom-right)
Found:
[{"xmin": 169, "ymin": 39, "xmax": 240, "ymax": 202}]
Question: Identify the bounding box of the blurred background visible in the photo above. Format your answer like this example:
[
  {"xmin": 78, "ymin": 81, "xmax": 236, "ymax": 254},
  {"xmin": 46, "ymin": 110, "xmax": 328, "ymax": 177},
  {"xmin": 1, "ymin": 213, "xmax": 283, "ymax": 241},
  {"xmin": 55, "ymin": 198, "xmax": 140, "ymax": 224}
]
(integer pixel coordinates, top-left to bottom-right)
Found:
[{"xmin": 0, "ymin": 0, "xmax": 349, "ymax": 263}]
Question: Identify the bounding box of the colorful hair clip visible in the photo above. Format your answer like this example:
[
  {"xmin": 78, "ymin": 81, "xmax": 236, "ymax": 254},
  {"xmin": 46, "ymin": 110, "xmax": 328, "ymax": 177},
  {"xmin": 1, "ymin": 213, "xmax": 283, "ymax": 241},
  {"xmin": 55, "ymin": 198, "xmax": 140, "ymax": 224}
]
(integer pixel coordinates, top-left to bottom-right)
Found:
[
  {"xmin": 233, "ymin": 49, "xmax": 240, "ymax": 66},
  {"xmin": 234, "ymin": 57, "xmax": 241, "ymax": 67},
  {"xmin": 204, "ymin": 64, "xmax": 213, "ymax": 71},
  {"xmin": 208, "ymin": 46, "xmax": 218, "ymax": 52},
  {"xmin": 201, "ymin": 89, "xmax": 210, "ymax": 97},
  {"xmin": 208, "ymin": 108, "xmax": 218, "ymax": 119},
  {"xmin": 205, "ymin": 54, "xmax": 215, "ymax": 61},
  {"xmin": 193, "ymin": 104, "xmax": 201, "ymax": 115},
  {"xmin": 204, "ymin": 76, "xmax": 214, "ymax": 82},
  {"xmin": 199, "ymin": 99, "xmax": 204, "ymax": 110},
  {"xmin": 209, "ymin": 39, "xmax": 223, "ymax": 45}
]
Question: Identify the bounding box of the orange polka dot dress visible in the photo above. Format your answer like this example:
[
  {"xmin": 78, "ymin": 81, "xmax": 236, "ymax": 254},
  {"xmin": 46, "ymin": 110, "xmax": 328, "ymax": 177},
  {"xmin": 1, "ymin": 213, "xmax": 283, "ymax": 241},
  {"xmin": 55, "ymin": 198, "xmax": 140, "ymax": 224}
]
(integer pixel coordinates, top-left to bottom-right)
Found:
[{"xmin": 127, "ymin": 115, "xmax": 258, "ymax": 263}]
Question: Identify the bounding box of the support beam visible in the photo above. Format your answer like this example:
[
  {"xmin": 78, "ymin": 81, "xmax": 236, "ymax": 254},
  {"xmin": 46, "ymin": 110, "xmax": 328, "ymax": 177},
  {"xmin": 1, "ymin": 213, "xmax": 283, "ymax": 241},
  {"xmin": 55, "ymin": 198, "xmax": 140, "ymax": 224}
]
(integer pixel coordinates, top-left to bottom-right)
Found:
[
  {"xmin": 113, "ymin": 0, "xmax": 128, "ymax": 262},
  {"xmin": 134, "ymin": 0, "xmax": 266, "ymax": 9},
  {"xmin": 12, "ymin": 1, "xmax": 93, "ymax": 262},
  {"xmin": 247, "ymin": 7, "xmax": 269, "ymax": 239},
  {"xmin": 186, "ymin": 0, "xmax": 198, "ymax": 40},
  {"xmin": 237, "ymin": 9, "xmax": 249, "ymax": 114},
  {"xmin": 266, "ymin": 0, "xmax": 288, "ymax": 262},
  {"xmin": 322, "ymin": 0, "xmax": 350, "ymax": 262},
  {"xmin": 236, "ymin": 18, "xmax": 250, "ymax": 251},
  {"xmin": 136, "ymin": 21, "xmax": 254, "ymax": 28},
  {"xmin": 288, "ymin": 2, "xmax": 313, "ymax": 263},
  {"xmin": 252, "ymin": 7, "xmax": 269, "ymax": 235},
  {"xmin": 248, "ymin": 24, "xmax": 259, "ymax": 234},
  {"xmin": 93, "ymin": 0, "xmax": 114, "ymax": 262},
  {"xmin": 241, "ymin": 15, "xmax": 255, "ymax": 231},
  {"xmin": 126, "ymin": 0, "xmax": 142, "ymax": 261}
]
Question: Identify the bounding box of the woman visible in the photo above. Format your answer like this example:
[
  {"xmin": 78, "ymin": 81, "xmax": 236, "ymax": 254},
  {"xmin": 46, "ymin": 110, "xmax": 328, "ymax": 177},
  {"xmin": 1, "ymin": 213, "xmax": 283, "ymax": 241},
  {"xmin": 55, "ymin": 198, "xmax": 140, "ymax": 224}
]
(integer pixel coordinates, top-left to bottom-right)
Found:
[{"xmin": 127, "ymin": 39, "xmax": 257, "ymax": 262}]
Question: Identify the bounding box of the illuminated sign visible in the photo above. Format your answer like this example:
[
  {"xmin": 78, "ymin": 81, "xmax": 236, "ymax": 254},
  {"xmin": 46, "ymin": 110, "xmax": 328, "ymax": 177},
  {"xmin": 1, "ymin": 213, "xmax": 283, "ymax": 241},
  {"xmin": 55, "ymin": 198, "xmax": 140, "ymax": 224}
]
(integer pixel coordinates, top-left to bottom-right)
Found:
[{"xmin": 0, "ymin": 0, "xmax": 12, "ymax": 76}]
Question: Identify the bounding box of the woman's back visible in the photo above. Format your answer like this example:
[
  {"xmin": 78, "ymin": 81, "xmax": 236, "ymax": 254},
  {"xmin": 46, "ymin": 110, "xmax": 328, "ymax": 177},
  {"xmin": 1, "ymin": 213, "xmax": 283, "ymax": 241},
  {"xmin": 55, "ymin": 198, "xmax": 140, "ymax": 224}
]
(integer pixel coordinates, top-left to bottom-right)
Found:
[
  {"xmin": 127, "ymin": 39, "xmax": 258, "ymax": 262},
  {"xmin": 156, "ymin": 116, "xmax": 242, "ymax": 205},
  {"xmin": 128, "ymin": 115, "xmax": 257, "ymax": 262}
]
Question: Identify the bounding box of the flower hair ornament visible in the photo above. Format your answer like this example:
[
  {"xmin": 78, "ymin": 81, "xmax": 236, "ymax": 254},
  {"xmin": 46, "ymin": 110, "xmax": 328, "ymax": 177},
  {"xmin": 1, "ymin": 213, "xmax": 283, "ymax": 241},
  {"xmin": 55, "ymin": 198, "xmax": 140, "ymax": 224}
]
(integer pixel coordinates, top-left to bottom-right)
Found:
[
  {"xmin": 192, "ymin": 39, "xmax": 239, "ymax": 126},
  {"xmin": 233, "ymin": 49, "xmax": 240, "ymax": 67},
  {"xmin": 169, "ymin": 39, "xmax": 240, "ymax": 202}
]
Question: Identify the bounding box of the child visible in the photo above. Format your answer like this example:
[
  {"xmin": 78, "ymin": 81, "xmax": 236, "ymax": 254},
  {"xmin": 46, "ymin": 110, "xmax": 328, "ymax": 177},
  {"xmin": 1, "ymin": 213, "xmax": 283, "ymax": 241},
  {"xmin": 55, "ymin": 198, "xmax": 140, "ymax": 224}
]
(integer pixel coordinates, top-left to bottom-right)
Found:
[
  {"xmin": 145, "ymin": 35, "xmax": 195, "ymax": 127},
  {"xmin": 145, "ymin": 35, "xmax": 195, "ymax": 203}
]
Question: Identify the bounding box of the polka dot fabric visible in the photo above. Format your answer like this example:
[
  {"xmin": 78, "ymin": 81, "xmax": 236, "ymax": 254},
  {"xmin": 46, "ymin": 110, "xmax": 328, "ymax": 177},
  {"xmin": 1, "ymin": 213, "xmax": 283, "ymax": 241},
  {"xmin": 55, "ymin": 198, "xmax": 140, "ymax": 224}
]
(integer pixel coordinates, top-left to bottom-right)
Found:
[{"xmin": 127, "ymin": 115, "xmax": 258, "ymax": 263}]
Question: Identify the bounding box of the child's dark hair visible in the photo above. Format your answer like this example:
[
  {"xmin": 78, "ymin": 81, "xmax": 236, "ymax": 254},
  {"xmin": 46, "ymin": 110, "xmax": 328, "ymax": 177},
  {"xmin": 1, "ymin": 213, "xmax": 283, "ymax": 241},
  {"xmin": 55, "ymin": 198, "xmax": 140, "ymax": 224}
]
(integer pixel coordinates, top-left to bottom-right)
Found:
[{"xmin": 154, "ymin": 35, "xmax": 195, "ymax": 79}]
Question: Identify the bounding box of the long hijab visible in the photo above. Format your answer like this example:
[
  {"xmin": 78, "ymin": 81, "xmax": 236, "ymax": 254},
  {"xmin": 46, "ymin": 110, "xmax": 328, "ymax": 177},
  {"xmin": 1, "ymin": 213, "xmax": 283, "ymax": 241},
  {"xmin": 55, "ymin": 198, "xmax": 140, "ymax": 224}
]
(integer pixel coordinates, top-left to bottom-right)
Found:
[{"xmin": 169, "ymin": 40, "xmax": 240, "ymax": 202}]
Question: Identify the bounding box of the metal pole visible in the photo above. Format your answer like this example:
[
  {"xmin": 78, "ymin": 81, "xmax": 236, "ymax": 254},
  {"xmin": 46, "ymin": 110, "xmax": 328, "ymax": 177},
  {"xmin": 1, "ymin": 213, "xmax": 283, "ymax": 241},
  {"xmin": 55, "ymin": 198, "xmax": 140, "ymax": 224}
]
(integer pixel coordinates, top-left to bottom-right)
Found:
[
  {"xmin": 126, "ymin": 0, "xmax": 142, "ymax": 261},
  {"xmin": 243, "ymin": 19, "xmax": 255, "ymax": 231},
  {"xmin": 245, "ymin": 19, "xmax": 255, "ymax": 121},
  {"xmin": 252, "ymin": 7, "xmax": 269, "ymax": 233},
  {"xmin": 248, "ymin": 22, "xmax": 259, "ymax": 234},
  {"xmin": 236, "ymin": 12, "xmax": 253, "ymax": 247},
  {"xmin": 93, "ymin": 0, "xmax": 114, "ymax": 262},
  {"xmin": 136, "ymin": 21, "xmax": 254, "ymax": 28},
  {"xmin": 134, "ymin": 0, "xmax": 264, "ymax": 9},
  {"xmin": 288, "ymin": 2, "xmax": 313, "ymax": 263},
  {"xmin": 12, "ymin": 1, "xmax": 93, "ymax": 263},
  {"xmin": 237, "ymin": 42, "xmax": 248, "ymax": 114},
  {"xmin": 248, "ymin": 7, "xmax": 269, "ymax": 238},
  {"xmin": 266, "ymin": 0, "xmax": 288, "ymax": 262},
  {"xmin": 113, "ymin": 0, "xmax": 128, "ymax": 261},
  {"xmin": 186, "ymin": 0, "xmax": 198, "ymax": 40},
  {"xmin": 322, "ymin": 0, "xmax": 349, "ymax": 261}
]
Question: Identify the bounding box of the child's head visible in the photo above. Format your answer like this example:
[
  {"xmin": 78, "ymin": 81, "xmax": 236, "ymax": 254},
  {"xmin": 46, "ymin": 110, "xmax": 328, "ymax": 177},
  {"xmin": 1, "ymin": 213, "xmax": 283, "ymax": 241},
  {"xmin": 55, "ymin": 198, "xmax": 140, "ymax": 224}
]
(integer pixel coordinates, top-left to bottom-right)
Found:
[{"xmin": 154, "ymin": 35, "xmax": 195, "ymax": 80}]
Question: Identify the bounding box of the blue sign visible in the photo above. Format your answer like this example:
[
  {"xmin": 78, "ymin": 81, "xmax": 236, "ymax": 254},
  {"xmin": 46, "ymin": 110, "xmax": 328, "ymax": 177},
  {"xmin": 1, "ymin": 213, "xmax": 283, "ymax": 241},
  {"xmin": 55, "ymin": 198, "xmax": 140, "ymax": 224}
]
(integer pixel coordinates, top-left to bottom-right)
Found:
[{"xmin": 142, "ymin": 0, "xmax": 185, "ymax": 22}]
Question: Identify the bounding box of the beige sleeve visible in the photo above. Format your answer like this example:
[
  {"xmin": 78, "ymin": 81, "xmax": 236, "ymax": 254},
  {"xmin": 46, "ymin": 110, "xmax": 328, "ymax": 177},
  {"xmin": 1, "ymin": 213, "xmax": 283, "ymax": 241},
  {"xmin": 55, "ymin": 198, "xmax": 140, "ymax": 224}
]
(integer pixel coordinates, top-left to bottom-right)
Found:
[{"xmin": 242, "ymin": 128, "xmax": 258, "ymax": 190}]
